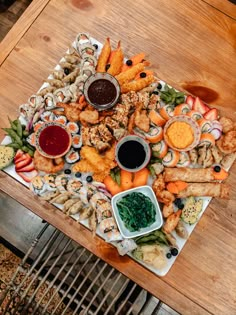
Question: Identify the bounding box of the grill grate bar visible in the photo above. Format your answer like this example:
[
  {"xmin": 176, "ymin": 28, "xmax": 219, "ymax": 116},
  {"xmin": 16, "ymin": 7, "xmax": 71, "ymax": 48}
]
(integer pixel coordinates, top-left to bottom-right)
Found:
[{"xmin": 113, "ymin": 282, "xmax": 137, "ymax": 315}]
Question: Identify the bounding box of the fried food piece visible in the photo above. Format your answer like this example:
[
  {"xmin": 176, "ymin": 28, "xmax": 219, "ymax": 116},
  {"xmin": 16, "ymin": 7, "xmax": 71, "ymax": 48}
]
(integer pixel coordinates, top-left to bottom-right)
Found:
[
  {"xmin": 221, "ymin": 153, "xmax": 236, "ymax": 169},
  {"xmin": 156, "ymin": 190, "xmax": 175, "ymax": 205},
  {"xmin": 219, "ymin": 117, "xmax": 235, "ymax": 133},
  {"xmin": 115, "ymin": 63, "xmax": 145, "ymax": 86},
  {"xmin": 128, "ymin": 113, "xmax": 135, "ymax": 134},
  {"xmin": 176, "ymin": 183, "xmax": 230, "ymax": 199},
  {"xmin": 55, "ymin": 102, "xmax": 81, "ymax": 122},
  {"xmin": 107, "ymin": 41, "xmax": 124, "ymax": 76},
  {"xmin": 34, "ymin": 150, "xmax": 65, "ymax": 173},
  {"xmin": 97, "ymin": 38, "xmax": 111, "ymax": 72},
  {"xmin": 163, "ymin": 167, "xmax": 215, "ymax": 183},
  {"xmin": 217, "ymin": 130, "xmax": 236, "ymax": 154},
  {"xmin": 79, "ymin": 110, "xmax": 100, "ymax": 125},
  {"xmin": 134, "ymin": 104, "xmax": 150, "ymax": 132},
  {"xmin": 152, "ymin": 174, "xmax": 165, "ymax": 193},
  {"xmin": 163, "ymin": 210, "xmax": 182, "ymax": 234},
  {"xmin": 162, "ymin": 203, "xmax": 174, "ymax": 218},
  {"xmin": 45, "ymin": 79, "xmax": 64, "ymax": 88},
  {"xmin": 189, "ymin": 148, "xmax": 198, "ymax": 165},
  {"xmin": 121, "ymin": 75, "xmax": 155, "ymax": 93},
  {"xmin": 211, "ymin": 146, "xmax": 223, "ymax": 164}
]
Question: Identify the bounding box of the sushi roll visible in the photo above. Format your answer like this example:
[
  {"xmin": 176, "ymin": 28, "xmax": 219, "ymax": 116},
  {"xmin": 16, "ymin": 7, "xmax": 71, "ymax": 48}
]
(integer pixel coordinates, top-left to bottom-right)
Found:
[
  {"xmin": 152, "ymin": 140, "xmax": 168, "ymax": 158},
  {"xmin": 44, "ymin": 93, "xmax": 56, "ymax": 109},
  {"xmin": 67, "ymin": 179, "xmax": 83, "ymax": 194},
  {"xmin": 79, "ymin": 43, "xmax": 95, "ymax": 56},
  {"xmin": 81, "ymin": 66, "xmax": 95, "ymax": 77},
  {"xmin": 162, "ymin": 149, "xmax": 180, "ymax": 167},
  {"xmin": 40, "ymin": 111, "xmax": 54, "ymax": 122},
  {"xmin": 99, "ymin": 217, "xmax": 117, "ymax": 234},
  {"xmin": 81, "ymin": 54, "xmax": 97, "ymax": 68},
  {"xmin": 145, "ymin": 126, "xmax": 163, "ymax": 143},
  {"xmin": 159, "ymin": 105, "xmax": 174, "ymax": 120},
  {"xmin": 44, "ymin": 174, "xmax": 57, "ymax": 191},
  {"xmin": 27, "ymin": 133, "xmax": 36, "ymax": 147},
  {"xmin": 173, "ymin": 103, "xmax": 190, "ymax": 116},
  {"xmin": 198, "ymin": 118, "xmax": 212, "ymax": 133},
  {"xmin": 72, "ymin": 134, "xmax": 82, "ymax": 149},
  {"xmin": 67, "ymin": 122, "xmax": 80, "ymax": 134},
  {"xmin": 55, "ymin": 115, "xmax": 67, "ymax": 125},
  {"xmin": 187, "ymin": 110, "xmax": 203, "ymax": 121},
  {"xmin": 33, "ymin": 121, "xmax": 44, "ymax": 132},
  {"xmin": 65, "ymin": 149, "xmax": 80, "ymax": 164},
  {"xmin": 28, "ymin": 94, "xmax": 44, "ymax": 110},
  {"xmin": 96, "ymin": 199, "xmax": 112, "ymax": 223},
  {"xmin": 148, "ymin": 110, "xmax": 166, "ymax": 127},
  {"xmin": 76, "ymin": 33, "xmax": 90, "ymax": 48},
  {"xmin": 198, "ymin": 134, "xmax": 215, "ymax": 147},
  {"xmin": 55, "ymin": 174, "xmax": 70, "ymax": 192},
  {"xmin": 54, "ymin": 87, "xmax": 72, "ymax": 103},
  {"xmin": 176, "ymin": 151, "xmax": 191, "ymax": 168},
  {"xmin": 30, "ymin": 175, "xmax": 46, "ymax": 195}
]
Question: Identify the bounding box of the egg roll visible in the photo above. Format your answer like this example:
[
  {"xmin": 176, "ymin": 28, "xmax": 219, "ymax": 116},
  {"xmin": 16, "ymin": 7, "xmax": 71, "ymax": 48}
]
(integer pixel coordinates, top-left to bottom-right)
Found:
[
  {"xmin": 164, "ymin": 167, "xmax": 215, "ymax": 183},
  {"xmin": 176, "ymin": 183, "xmax": 230, "ymax": 199}
]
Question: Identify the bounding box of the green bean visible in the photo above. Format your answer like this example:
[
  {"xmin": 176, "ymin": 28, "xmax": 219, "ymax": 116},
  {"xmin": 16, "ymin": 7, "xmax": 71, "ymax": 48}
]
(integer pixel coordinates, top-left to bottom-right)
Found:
[
  {"xmin": 8, "ymin": 117, "xmax": 17, "ymax": 131},
  {"xmin": 15, "ymin": 119, "xmax": 23, "ymax": 138},
  {"xmin": 23, "ymin": 130, "xmax": 30, "ymax": 137},
  {"xmin": 7, "ymin": 143, "xmax": 21, "ymax": 149},
  {"xmin": 2, "ymin": 128, "xmax": 22, "ymax": 145},
  {"xmin": 22, "ymin": 146, "xmax": 34, "ymax": 157}
]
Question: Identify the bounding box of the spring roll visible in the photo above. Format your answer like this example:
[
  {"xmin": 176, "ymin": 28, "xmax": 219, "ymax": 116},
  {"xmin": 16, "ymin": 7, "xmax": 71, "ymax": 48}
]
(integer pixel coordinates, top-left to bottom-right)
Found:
[
  {"xmin": 176, "ymin": 183, "xmax": 230, "ymax": 199},
  {"xmin": 164, "ymin": 167, "xmax": 215, "ymax": 183}
]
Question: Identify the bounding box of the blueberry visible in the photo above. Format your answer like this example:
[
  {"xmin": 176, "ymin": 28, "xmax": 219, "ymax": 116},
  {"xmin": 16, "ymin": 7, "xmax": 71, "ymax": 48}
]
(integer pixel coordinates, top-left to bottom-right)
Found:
[
  {"xmin": 105, "ymin": 64, "xmax": 110, "ymax": 71},
  {"xmin": 86, "ymin": 175, "xmax": 93, "ymax": 183},
  {"xmin": 126, "ymin": 59, "xmax": 133, "ymax": 66},
  {"xmin": 64, "ymin": 169, "xmax": 71, "ymax": 174},
  {"xmin": 75, "ymin": 172, "xmax": 82, "ymax": 178},
  {"xmin": 214, "ymin": 165, "xmax": 221, "ymax": 173},
  {"xmin": 166, "ymin": 252, "xmax": 172, "ymax": 259},
  {"xmin": 170, "ymin": 248, "xmax": 178, "ymax": 256},
  {"xmin": 157, "ymin": 83, "xmax": 162, "ymax": 90},
  {"xmin": 140, "ymin": 72, "xmax": 147, "ymax": 78},
  {"xmin": 64, "ymin": 68, "xmax": 70, "ymax": 75},
  {"xmin": 152, "ymin": 90, "xmax": 159, "ymax": 95},
  {"xmin": 93, "ymin": 44, "xmax": 98, "ymax": 50}
]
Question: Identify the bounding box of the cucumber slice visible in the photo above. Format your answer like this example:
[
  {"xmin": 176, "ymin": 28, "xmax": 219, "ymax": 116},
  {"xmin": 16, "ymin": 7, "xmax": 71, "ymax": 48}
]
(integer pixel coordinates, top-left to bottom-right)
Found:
[{"xmin": 0, "ymin": 145, "xmax": 15, "ymax": 170}]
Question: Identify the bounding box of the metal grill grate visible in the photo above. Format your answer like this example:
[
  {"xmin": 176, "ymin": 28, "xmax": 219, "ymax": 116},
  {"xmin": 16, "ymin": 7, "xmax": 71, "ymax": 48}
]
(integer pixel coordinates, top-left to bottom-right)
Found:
[{"xmin": 0, "ymin": 223, "xmax": 176, "ymax": 315}]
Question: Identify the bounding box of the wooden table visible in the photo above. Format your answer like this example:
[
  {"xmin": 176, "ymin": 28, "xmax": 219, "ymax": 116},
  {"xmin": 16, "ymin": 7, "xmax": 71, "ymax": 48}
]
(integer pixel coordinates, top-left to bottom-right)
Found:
[{"xmin": 0, "ymin": 0, "xmax": 236, "ymax": 314}]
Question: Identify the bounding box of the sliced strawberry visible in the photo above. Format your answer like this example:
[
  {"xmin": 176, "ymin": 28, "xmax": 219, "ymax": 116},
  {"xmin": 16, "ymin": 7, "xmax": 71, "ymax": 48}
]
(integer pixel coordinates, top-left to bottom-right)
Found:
[
  {"xmin": 14, "ymin": 149, "xmax": 24, "ymax": 162},
  {"xmin": 204, "ymin": 108, "xmax": 218, "ymax": 121},
  {"xmin": 16, "ymin": 161, "xmax": 35, "ymax": 172},
  {"xmin": 186, "ymin": 95, "xmax": 195, "ymax": 109},
  {"xmin": 17, "ymin": 170, "xmax": 38, "ymax": 183},
  {"xmin": 15, "ymin": 156, "xmax": 32, "ymax": 171},
  {"xmin": 193, "ymin": 97, "xmax": 209, "ymax": 114}
]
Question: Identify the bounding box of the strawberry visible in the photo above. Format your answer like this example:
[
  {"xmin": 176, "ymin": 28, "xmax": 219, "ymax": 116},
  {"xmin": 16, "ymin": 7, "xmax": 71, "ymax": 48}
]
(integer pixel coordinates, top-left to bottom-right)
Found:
[
  {"xmin": 204, "ymin": 108, "xmax": 218, "ymax": 121},
  {"xmin": 16, "ymin": 161, "xmax": 35, "ymax": 172},
  {"xmin": 186, "ymin": 95, "xmax": 195, "ymax": 109},
  {"xmin": 14, "ymin": 149, "xmax": 24, "ymax": 163},
  {"xmin": 17, "ymin": 170, "xmax": 38, "ymax": 183},
  {"xmin": 193, "ymin": 97, "xmax": 209, "ymax": 114},
  {"xmin": 15, "ymin": 155, "xmax": 32, "ymax": 171}
]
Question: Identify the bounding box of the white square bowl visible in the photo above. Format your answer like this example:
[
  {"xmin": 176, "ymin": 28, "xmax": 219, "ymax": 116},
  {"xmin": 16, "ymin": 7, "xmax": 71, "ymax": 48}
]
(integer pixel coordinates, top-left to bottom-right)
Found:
[{"xmin": 111, "ymin": 186, "xmax": 163, "ymax": 239}]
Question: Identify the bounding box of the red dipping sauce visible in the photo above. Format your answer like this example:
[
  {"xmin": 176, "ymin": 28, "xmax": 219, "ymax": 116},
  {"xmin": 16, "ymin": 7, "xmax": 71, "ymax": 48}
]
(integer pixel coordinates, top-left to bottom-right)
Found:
[{"xmin": 39, "ymin": 125, "xmax": 70, "ymax": 157}]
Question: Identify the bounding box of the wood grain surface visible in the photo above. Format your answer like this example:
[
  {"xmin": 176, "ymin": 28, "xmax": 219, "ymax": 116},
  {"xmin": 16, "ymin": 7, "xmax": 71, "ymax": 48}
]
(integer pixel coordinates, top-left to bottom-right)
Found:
[
  {"xmin": 203, "ymin": 0, "xmax": 236, "ymax": 19},
  {"xmin": 0, "ymin": 0, "xmax": 236, "ymax": 314}
]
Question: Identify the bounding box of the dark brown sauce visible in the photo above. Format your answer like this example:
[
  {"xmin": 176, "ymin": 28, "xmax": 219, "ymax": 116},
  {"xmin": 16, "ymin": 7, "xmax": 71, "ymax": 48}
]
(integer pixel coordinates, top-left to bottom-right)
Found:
[
  {"xmin": 118, "ymin": 140, "xmax": 146, "ymax": 169},
  {"xmin": 88, "ymin": 79, "xmax": 117, "ymax": 106},
  {"xmin": 182, "ymin": 84, "xmax": 218, "ymax": 103}
]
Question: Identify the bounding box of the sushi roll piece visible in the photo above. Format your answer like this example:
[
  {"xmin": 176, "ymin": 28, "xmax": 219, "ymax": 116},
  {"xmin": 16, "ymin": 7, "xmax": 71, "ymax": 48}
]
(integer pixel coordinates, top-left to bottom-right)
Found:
[
  {"xmin": 145, "ymin": 126, "xmax": 163, "ymax": 143},
  {"xmin": 55, "ymin": 115, "xmax": 67, "ymax": 125},
  {"xmin": 173, "ymin": 103, "xmax": 190, "ymax": 116},
  {"xmin": 30, "ymin": 175, "xmax": 46, "ymax": 195},
  {"xmin": 148, "ymin": 110, "xmax": 166, "ymax": 127},
  {"xmin": 28, "ymin": 94, "xmax": 44, "ymax": 110},
  {"xmin": 81, "ymin": 66, "xmax": 95, "ymax": 77},
  {"xmin": 40, "ymin": 111, "xmax": 54, "ymax": 122},
  {"xmin": 96, "ymin": 199, "xmax": 112, "ymax": 223},
  {"xmin": 152, "ymin": 140, "xmax": 168, "ymax": 158},
  {"xmin": 79, "ymin": 43, "xmax": 95, "ymax": 56},
  {"xmin": 159, "ymin": 104, "xmax": 175, "ymax": 120},
  {"xmin": 55, "ymin": 174, "xmax": 70, "ymax": 193},
  {"xmin": 65, "ymin": 149, "xmax": 80, "ymax": 164},
  {"xmin": 176, "ymin": 151, "xmax": 191, "ymax": 168},
  {"xmin": 99, "ymin": 217, "xmax": 117, "ymax": 234},
  {"xmin": 67, "ymin": 179, "xmax": 83, "ymax": 194},
  {"xmin": 105, "ymin": 229, "xmax": 123, "ymax": 242},
  {"xmin": 198, "ymin": 134, "xmax": 215, "ymax": 147},
  {"xmin": 187, "ymin": 110, "xmax": 203, "ymax": 121},
  {"xmin": 67, "ymin": 122, "xmax": 80, "ymax": 134},
  {"xmin": 44, "ymin": 93, "xmax": 56, "ymax": 109},
  {"xmin": 72, "ymin": 134, "xmax": 82, "ymax": 149},
  {"xmin": 81, "ymin": 54, "xmax": 97, "ymax": 68},
  {"xmin": 54, "ymin": 87, "xmax": 72, "ymax": 103},
  {"xmin": 162, "ymin": 149, "xmax": 180, "ymax": 167},
  {"xmin": 44, "ymin": 174, "xmax": 57, "ymax": 191},
  {"xmin": 198, "ymin": 118, "xmax": 212, "ymax": 133},
  {"xmin": 27, "ymin": 133, "xmax": 36, "ymax": 147},
  {"xmin": 33, "ymin": 121, "xmax": 44, "ymax": 132},
  {"xmin": 76, "ymin": 33, "xmax": 90, "ymax": 49}
]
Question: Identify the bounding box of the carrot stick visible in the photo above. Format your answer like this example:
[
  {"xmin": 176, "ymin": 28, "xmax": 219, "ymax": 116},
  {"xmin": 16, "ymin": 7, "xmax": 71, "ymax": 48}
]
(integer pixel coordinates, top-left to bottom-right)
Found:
[
  {"xmin": 104, "ymin": 175, "xmax": 122, "ymax": 196},
  {"xmin": 120, "ymin": 170, "xmax": 133, "ymax": 190},
  {"xmin": 133, "ymin": 168, "xmax": 149, "ymax": 187}
]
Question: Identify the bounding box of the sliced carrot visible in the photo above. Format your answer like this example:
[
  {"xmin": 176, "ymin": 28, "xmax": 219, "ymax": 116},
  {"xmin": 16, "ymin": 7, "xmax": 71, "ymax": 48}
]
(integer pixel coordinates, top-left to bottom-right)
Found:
[
  {"xmin": 104, "ymin": 175, "xmax": 122, "ymax": 196},
  {"xmin": 120, "ymin": 169, "xmax": 133, "ymax": 190},
  {"xmin": 133, "ymin": 168, "xmax": 150, "ymax": 187},
  {"xmin": 175, "ymin": 181, "xmax": 188, "ymax": 191},
  {"xmin": 148, "ymin": 110, "xmax": 166, "ymax": 127},
  {"xmin": 135, "ymin": 70, "xmax": 154, "ymax": 80},
  {"xmin": 121, "ymin": 53, "xmax": 145, "ymax": 72},
  {"xmin": 213, "ymin": 168, "xmax": 228, "ymax": 181},
  {"xmin": 166, "ymin": 181, "xmax": 188, "ymax": 194}
]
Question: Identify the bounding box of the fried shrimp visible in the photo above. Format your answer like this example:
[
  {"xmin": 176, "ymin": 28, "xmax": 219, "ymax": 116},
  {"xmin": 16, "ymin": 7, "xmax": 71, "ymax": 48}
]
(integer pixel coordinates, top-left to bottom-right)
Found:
[
  {"xmin": 107, "ymin": 41, "xmax": 124, "ymax": 76},
  {"xmin": 115, "ymin": 63, "xmax": 145, "ymax": 86},
  {"xmin": 121, "ymin": 75, "xmax": 155, "ymax": 93},
  {"xmin": 97, "ymin": 38, "xmax": 111, "ymax": 72},
  {"xmin": 34, "ymin": 150, "xmax": 65, "ymax": 173},
  {"xmin": 55, "ymin": 102, "xmax": 82, "ymax": 122}
]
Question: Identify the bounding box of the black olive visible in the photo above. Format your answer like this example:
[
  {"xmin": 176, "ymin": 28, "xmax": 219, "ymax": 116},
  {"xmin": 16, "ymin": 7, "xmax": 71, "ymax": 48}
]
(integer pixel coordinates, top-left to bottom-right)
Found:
[
  {"xmin": 214, "ymin": 165, "xmax": 221, "ymax": 173},
  {"xmin": 166, "ymin": 252, "xmax": 172, "ymax": 259},
  {"xmin": 152, "ymin": 90, "xmax": 159, "ymax": 95},
  {"xmin": 75, "ymin": 172, "xmax": 82, "ymax": 178},
  {"xmin": 105, "ymin": 64, "xmax": 110, "ymax": 71},
  {"xmin": 64, "ymin": 169, "xmax": 71, "ymax": 174},
  {"xmin": 157, "ymin": 83, "xmax": 162, "ymax": 90},
  {"xmin": 126, "ymin": 59, "xmax": 133, "ymax": 66},
  {"xmin": 170, "ymin": 248, "xmax": 178, "ymax": 256},
  {"xmin": 140, "ymin": 72, "xmax": 147, "ymax": 78},
  {"xmin": 93, "ymin": 44, "xmax": 98, "ymax": 50},
  {"xmin": 86, "ymin": 175, "xmax": 93, "ymax": 183},
  {"xmin": 174, "ymin": 198, "xmax": 184, "ymax": 209},
  {"xmin": 64, "ymin": 68, "xmax": 70, "ymax": 75},
  {"xmin": 179, "ymin": 204, "xmax": 184, "ymax": 210}
]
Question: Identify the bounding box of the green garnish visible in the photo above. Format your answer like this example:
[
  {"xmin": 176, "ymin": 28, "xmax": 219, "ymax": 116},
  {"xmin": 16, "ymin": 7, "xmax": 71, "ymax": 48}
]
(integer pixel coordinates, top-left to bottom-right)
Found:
[
  {"xmin": 117, "ymin": 192, "xmax": 156, "ymax": 232},
  {"xmin": 160, "ymin": 84, "xmax": 185, "ymax": 105}
]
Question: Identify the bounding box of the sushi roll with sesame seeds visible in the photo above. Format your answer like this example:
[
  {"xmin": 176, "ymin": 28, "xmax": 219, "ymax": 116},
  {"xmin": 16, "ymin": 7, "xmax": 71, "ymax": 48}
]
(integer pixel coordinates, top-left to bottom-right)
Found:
[
  {"xmin": 55, "ymin": 115, "xmax": 67, "ymax": 125},
  {"xmin": 65, "ymin": 149, "xmax": 80, "ymax": 164},
  {"xmin": 30, "ymin": 176, "xmax": 46, "ymax": 195},
  {"xmin": 72, "ymin": 134, "xmax": 82, "ymax": 149},
  {"xmin": 44, "ymin": 174, "xmax": 57, "ymax": 191},
  {"xmin": 41, "ymin": 111, "xmax": 54, "ymax": 122},
  {"xmin": 67, "ymin": 122, "xmax": 80, "ymax": 134}
]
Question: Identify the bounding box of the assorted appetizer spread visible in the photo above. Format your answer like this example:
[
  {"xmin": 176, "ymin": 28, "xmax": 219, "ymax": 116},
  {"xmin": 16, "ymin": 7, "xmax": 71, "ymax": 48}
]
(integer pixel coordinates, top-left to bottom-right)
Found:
[{"xmin": 1, "ymin": 33, "xmax": 236, "ymax": 276}]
